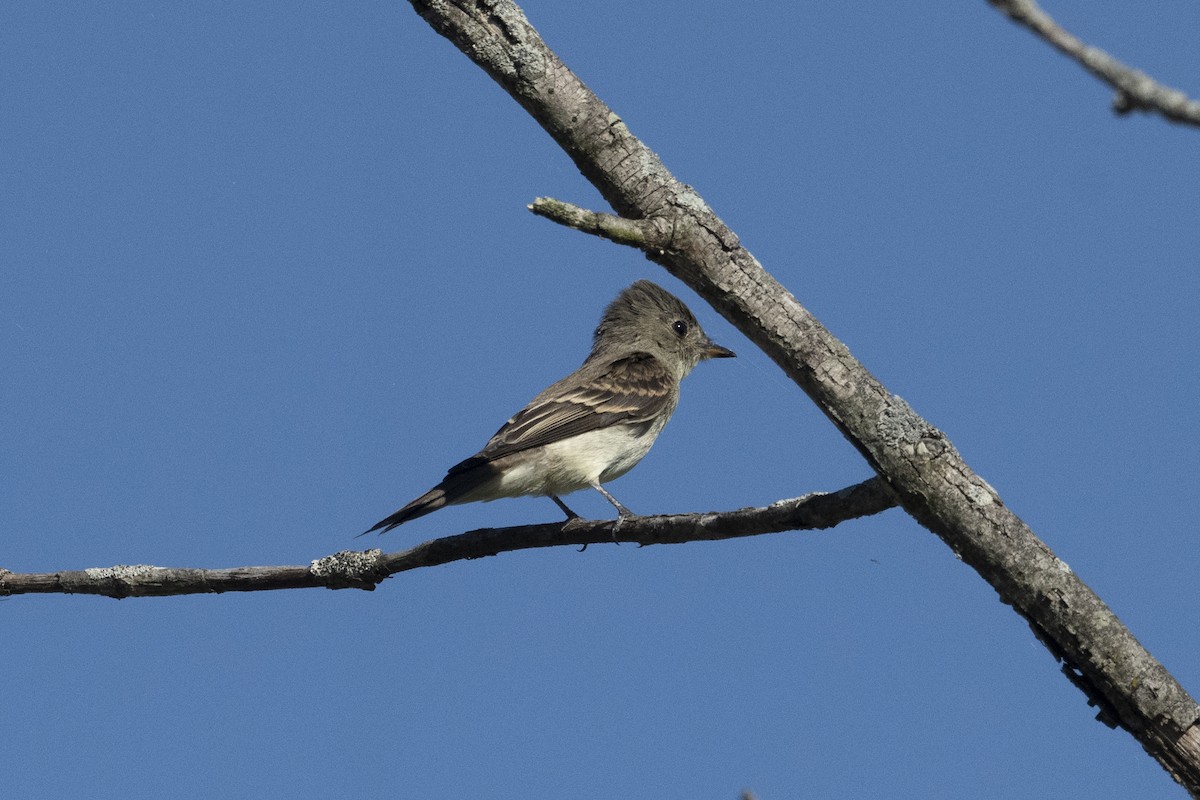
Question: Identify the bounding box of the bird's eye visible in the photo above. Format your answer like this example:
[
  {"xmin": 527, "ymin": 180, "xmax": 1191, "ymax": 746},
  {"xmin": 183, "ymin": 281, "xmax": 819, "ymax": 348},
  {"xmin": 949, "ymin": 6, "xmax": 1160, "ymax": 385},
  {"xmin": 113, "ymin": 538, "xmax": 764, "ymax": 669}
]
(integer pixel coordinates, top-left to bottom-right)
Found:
[{"xmin": 672, "ymin": 320, "xmax": 688, "ymax": 337}]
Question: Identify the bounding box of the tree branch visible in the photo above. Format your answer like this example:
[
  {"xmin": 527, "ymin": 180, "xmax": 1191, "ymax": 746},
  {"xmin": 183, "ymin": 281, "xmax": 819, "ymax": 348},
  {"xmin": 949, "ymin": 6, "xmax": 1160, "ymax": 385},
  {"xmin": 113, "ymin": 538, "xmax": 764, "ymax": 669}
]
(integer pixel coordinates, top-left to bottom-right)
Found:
[
  {"xmin": 0, "ymin": 479, "xmax": 894, "ymax": 598},
  {"xmin": 989, "ymin": 0, "xmax": 1200, "ymax": 126},
  {"xmin": 528, "ymin": 198, "xmax": 657, "ymax": 247},
  {"xmin": 407, "ymin": 0, "xmax": 1200, "ymax": 792}
]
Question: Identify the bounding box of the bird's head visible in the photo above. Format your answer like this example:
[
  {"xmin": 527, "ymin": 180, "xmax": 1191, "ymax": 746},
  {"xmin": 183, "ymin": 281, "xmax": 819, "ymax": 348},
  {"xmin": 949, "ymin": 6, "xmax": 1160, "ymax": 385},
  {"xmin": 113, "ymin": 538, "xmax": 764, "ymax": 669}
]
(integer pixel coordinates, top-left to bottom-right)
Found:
[{"xmin": 590, "ymin": 280, "xmax": 735, "ymax": 380}]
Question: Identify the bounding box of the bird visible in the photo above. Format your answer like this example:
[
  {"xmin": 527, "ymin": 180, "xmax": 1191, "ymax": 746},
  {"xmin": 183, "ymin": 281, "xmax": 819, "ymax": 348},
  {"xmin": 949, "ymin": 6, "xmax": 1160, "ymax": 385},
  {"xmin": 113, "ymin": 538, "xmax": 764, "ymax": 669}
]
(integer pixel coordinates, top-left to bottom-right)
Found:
[{"xmin": 363, "ymin": 279, "xmax": 735, "ymax": 534}]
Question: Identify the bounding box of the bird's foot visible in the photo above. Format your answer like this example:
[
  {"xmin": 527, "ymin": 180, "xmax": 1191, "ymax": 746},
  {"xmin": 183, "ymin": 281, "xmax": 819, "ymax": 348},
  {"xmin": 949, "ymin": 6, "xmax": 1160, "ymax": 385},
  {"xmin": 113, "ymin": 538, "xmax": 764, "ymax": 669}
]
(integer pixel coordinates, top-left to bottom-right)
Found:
[{"xmin": 610, "ymin": 507, "xmax": 642, "ymax": 542}]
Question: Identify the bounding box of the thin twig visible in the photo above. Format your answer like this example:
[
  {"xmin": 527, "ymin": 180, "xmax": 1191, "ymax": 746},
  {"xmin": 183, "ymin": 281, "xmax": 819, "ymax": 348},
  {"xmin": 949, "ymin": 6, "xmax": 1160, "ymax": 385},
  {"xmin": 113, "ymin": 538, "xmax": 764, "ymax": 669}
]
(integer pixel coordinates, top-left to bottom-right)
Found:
[{"xmin": 990, "ymin": 0, "xmax": 1200, "ymax": 126}]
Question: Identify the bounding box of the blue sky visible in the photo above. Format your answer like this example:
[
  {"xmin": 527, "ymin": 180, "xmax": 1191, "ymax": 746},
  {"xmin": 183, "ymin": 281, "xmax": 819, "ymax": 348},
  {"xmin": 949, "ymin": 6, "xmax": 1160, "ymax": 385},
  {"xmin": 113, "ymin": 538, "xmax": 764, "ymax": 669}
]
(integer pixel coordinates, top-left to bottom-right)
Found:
[{"xmin": 4, "ymin": 1, "xmax": 1199, "ymax": 797}]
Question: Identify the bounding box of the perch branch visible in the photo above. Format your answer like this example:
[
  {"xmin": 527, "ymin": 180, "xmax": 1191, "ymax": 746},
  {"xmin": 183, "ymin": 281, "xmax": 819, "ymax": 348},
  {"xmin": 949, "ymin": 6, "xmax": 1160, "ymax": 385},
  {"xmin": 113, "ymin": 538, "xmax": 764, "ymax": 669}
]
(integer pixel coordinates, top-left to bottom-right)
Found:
[{"xmin": 0, "ymin": 479, "xmax": 894, "ymax": 598}]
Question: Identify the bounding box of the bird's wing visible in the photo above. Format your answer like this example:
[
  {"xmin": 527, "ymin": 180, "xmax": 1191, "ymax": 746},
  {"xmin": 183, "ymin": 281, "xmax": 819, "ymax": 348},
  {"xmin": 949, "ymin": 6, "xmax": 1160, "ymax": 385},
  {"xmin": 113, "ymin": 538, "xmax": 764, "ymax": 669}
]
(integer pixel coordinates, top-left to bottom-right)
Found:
[{"xmin": 446, "ymin": 352, "xmax": 676, "ymax": 474}]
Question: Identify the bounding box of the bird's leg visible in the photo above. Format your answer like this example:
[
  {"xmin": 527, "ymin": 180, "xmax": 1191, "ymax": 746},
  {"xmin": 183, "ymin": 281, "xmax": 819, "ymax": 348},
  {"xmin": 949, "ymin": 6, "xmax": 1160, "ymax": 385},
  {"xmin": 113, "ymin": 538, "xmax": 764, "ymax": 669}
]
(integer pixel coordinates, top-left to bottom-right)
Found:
[
  {"xmin": 550, "ymin": 495, "xmax": 592, "ymax": 552},
  {"xmin": 550, "ymin": 494, "xmax": 580, "ymax": 520},
  {"xmin": 591, "ymin": 483, "xmax": 637, "ymax": 519},
  {"xmin": 591, "ymin": 483, "xmax": 636, "ymax": 518},
  {"xmin": 591, "ymin": 482, "xmax": 637, "ymax": 542}
]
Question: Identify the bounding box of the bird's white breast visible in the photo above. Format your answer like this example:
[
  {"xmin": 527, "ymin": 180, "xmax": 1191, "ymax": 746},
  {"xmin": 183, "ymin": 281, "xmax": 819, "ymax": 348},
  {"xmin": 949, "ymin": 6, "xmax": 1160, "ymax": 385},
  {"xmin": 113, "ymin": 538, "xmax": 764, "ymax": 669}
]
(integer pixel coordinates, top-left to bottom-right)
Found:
[{"xmin": 488, "ymin": 415, "xmax": 671, "ymax": 499}]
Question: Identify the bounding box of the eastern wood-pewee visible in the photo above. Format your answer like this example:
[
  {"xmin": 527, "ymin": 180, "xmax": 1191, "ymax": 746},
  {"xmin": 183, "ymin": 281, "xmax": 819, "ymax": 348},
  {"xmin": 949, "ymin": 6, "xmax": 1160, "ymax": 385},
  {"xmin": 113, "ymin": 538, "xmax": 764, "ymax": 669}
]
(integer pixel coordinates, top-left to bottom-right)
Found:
[{"xmin": 364, "ymin": 280, "xmax": 734, "ymax": 534}]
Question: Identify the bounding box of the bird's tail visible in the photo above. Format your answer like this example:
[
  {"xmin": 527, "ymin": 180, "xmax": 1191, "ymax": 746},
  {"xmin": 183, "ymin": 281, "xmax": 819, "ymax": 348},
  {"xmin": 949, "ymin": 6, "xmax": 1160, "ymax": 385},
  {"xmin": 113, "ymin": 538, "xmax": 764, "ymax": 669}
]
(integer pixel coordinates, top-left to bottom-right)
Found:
[
  {"xmin": 359, "ymin": 487, "xmax": 449, "ymax": 536},
  {"xmin": 359, "ymin": 461, "xmax": 498, "ymax": 536}
]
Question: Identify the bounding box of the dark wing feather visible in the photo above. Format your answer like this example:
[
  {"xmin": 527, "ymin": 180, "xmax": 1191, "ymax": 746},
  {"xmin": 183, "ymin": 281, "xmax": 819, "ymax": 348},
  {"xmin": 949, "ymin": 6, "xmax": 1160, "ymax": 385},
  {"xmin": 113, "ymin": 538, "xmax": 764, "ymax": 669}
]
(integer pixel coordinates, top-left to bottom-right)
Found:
[{"xmin": 447, "ymin": 352, "xmax": 675, "ymax": 474}]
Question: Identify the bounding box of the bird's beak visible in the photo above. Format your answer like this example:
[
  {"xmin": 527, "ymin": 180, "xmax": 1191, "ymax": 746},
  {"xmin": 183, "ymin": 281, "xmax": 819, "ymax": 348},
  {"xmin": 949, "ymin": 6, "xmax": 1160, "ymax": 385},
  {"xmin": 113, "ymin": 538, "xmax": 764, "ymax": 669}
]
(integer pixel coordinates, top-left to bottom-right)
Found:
[{"xmin": 702, "ymin": 340, "xmax": 736, "ymax": 359}]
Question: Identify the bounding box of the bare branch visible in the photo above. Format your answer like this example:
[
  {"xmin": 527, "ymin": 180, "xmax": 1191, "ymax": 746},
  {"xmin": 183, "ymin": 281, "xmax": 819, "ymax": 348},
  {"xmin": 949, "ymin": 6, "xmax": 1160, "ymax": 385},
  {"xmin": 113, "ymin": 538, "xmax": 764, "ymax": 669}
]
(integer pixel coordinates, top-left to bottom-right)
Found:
[
  {"xmin": 989, "ymin": 0, "xmax": 1200, "ymax": 126},
  {"xmin": 407, "ymin": 0, "xmax": 1200, "ymax": 791},
  {"xmin": 0, "ymin": 479, "xmax": 894, "ymax": 599}
]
